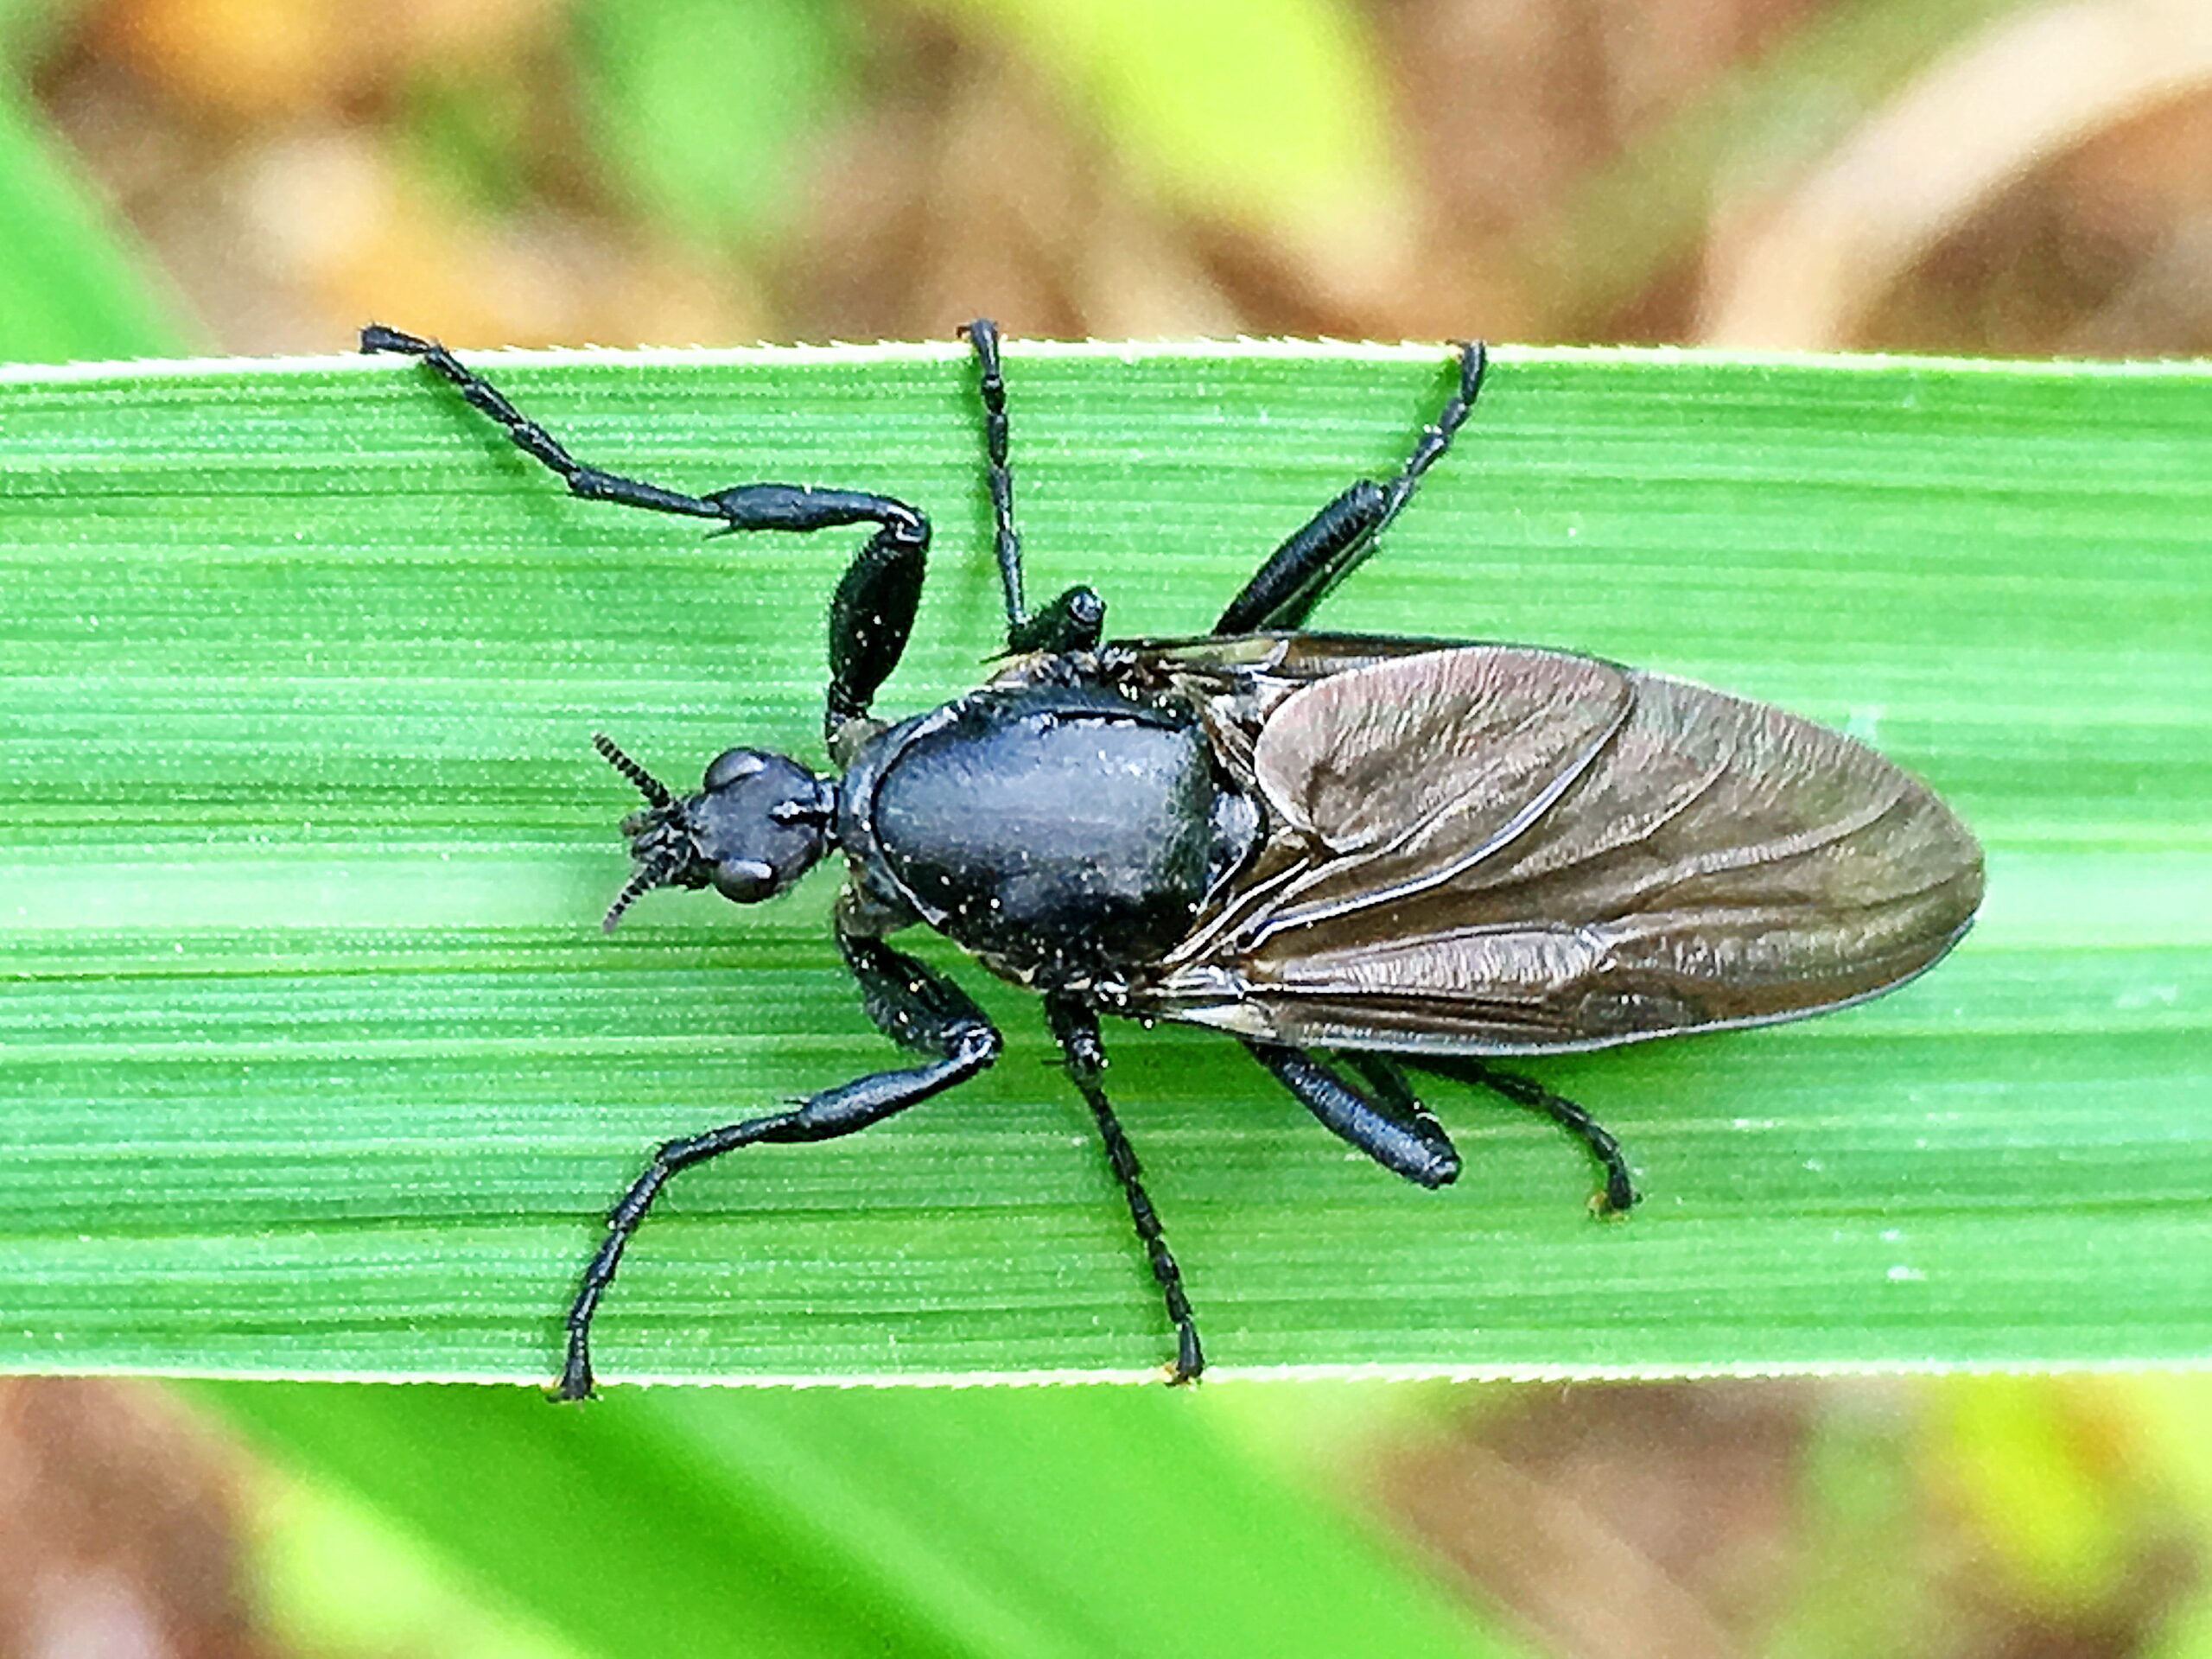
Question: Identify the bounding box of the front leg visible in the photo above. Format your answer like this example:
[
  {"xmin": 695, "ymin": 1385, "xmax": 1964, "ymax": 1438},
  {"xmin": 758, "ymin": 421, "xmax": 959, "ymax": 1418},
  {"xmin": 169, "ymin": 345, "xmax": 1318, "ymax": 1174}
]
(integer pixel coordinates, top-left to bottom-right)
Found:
[
  {"xmin": 557, "ymin": 925, "xmax": 1001, "ymax": 1400},
  {"xmin": 362, "ymin": 324, "xmax": 931, "ymax": 741}
]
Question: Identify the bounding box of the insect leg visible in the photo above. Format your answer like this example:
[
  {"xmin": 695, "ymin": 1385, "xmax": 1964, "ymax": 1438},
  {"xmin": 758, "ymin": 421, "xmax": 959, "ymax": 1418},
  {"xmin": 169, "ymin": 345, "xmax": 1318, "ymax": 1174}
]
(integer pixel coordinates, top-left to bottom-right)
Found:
[
  {"xmin": 1045, "ymin": 997, "xmax": 1204, "ymax": 1383},
  {"xmin": 963, "ymin": 317, "xmax": 1025, "ymax": 632},
  {"xmin": 558, "ymin": 931, "xmax": 1001, "ymax": 1400},
  {"xmin": 362, "ymin": 324, "xmax": 931, "ymax": 741},
  {"xmin": 1212, "ymin": 340, "xmax": 1488, "ymax": 634},
  {"xmin": 1415, "ymin": 1056, "xmax": 1639, "ymax": 1215},
  {"xmin": 961, "ymin": 319, "xmax": 1104, "ymax": 655},
  {"xmin": 1243, "ymin": 1040, "xmax": 1462, "ymax": 1188},
  {"xmin": 1340, "ymin": 1052, "xmax": 1455, "ymax": 1149}
]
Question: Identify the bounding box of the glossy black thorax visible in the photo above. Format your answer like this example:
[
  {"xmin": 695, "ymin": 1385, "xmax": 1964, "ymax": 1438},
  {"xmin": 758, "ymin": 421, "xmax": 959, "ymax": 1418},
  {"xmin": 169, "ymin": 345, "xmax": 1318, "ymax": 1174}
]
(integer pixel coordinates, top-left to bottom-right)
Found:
[{"xmin": 837, "ymin": 664, "xmax": 1255, "ymax": 990}]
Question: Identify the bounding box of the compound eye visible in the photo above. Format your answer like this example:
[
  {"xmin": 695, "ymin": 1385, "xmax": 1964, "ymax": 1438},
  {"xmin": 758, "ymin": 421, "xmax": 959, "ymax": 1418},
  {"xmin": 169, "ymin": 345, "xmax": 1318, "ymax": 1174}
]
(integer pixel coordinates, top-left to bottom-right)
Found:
[
  {"xmin": 703, "ymin": 748, "xmax": 772, "ymax": 792},
  {"xmin": 710, "ymin": 857, "xmax": 779, "ymax": 904}
]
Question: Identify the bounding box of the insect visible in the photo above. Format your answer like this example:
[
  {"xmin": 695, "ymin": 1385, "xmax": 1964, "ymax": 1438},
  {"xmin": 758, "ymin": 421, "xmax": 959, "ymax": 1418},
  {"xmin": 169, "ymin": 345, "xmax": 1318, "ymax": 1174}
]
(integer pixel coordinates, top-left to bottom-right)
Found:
[{"xmin": 361, "ymin": 321, "xmax": 1985, "ymax": 1397}]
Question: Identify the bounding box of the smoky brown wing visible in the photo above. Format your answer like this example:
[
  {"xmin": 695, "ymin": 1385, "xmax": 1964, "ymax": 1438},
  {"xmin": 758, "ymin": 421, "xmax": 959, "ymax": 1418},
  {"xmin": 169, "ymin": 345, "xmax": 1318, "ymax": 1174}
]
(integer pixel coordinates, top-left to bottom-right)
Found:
[{"xmin": 1140, "ymin": 644, "xmax": 1985, "ymax": 1055}]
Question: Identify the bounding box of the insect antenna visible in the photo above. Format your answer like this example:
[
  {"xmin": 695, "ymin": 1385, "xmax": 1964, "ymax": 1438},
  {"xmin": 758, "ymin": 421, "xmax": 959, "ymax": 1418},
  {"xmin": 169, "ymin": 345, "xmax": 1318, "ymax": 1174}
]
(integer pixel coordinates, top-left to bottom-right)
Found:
[
  {"xmin": 593, "ymin": 732, "xmax": 673, "ymax": 807},
  {"xmin": 602, "ymin": 849, "xmax": 682, "ymax": 932}
]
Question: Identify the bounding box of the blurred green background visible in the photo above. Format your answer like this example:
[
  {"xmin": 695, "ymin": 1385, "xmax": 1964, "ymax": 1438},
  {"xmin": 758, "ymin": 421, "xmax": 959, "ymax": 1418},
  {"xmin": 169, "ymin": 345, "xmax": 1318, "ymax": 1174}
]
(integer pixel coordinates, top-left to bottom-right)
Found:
[{"xmin": 2, "ymin": 0, "xmax": 2210, "ymax": 1656}]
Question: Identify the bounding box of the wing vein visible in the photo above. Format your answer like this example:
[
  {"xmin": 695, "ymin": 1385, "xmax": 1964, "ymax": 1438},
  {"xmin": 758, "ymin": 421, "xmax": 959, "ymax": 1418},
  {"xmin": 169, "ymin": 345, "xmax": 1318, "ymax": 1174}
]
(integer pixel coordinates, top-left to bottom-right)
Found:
[{"xmin": 1243, "ymin": 678, "xmax": 1637, "ymax": 950}]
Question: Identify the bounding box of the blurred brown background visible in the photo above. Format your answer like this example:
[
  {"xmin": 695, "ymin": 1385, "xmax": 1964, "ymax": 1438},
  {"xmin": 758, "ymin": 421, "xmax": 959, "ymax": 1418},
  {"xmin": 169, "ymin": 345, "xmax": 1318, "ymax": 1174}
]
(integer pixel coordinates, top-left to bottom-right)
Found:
[
  {"xmin": 22, "ymin": 0, "xmax": 2212, "ymax": 355},
  {"xmin": 5, "ymin": 0, "xmax": 2211, "ymax": 1656}
]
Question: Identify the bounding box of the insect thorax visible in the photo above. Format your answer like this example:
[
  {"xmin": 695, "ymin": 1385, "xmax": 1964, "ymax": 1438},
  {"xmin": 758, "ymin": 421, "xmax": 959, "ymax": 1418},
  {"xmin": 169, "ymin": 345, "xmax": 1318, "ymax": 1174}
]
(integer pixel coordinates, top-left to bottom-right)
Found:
[{"xmin": 838, "ymin": 673, "xmax": 1256, "ymax": 988}]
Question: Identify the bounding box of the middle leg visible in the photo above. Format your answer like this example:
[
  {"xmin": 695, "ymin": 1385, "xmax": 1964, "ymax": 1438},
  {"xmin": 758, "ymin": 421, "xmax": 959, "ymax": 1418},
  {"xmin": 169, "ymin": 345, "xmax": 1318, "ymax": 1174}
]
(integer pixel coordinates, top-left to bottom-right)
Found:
[
  {"xmin": 962, "ymin": 320, "xmax": 1105, "ymax": 656},
  {"xmin": 1046, "ymin": 996, "xmax": 1204, "ymax": 1383}
]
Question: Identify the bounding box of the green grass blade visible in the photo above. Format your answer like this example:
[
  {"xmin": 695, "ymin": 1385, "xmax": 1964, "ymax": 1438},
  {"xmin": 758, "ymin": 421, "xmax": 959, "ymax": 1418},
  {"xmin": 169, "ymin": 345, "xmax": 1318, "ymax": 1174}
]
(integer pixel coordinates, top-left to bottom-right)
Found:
[
  {"xmin": 200, "ymin": 1380, "xmax": 1515, "ymax": 1659},
  {"xmin": 3, "ymin": 340, "xmax": 2207, "ymax": 1386},
  {"xmin": 0, "ymin": 78, "xmax": 189, "ymax": 361}
]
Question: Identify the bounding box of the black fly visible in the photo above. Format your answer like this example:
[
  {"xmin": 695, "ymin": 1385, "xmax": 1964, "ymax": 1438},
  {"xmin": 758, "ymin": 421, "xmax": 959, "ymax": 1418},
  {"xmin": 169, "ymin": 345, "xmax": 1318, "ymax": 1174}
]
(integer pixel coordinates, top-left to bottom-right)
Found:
[{"xmin": 360, "ymin": 321, "xmax": 1985, "ymax": 1396}]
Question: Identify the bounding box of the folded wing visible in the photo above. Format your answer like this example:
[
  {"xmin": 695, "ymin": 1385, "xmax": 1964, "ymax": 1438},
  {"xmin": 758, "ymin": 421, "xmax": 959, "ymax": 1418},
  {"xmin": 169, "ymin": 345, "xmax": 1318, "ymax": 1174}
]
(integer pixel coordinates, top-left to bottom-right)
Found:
[{"xmin": 1137, "ymin": 641, "xmax": 1984, "ymax": 1053}]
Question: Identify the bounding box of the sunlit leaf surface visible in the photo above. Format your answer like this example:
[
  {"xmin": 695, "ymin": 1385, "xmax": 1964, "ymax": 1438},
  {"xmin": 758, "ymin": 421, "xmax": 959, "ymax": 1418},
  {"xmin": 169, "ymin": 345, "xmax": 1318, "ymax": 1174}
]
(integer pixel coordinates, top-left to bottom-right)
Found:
[{"xmin": 3, "ymin": 340, "xmax": 2207, "ymax": 1386}]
